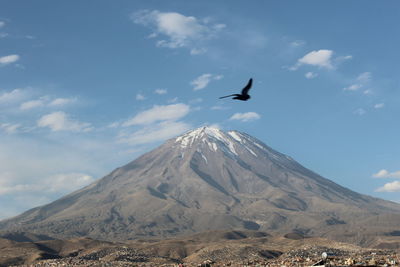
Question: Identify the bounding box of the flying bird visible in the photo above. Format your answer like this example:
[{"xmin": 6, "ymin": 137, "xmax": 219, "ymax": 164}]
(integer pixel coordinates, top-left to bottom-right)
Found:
[{"xmin": 219, "ymin": 78, "xmax": 253, "ymax": 101}]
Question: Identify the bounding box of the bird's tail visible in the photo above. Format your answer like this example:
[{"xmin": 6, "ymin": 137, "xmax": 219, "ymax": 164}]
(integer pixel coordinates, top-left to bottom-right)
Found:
[{"xmin": 219, "ymin": 94, "xmax": 236, "ymax": 99}]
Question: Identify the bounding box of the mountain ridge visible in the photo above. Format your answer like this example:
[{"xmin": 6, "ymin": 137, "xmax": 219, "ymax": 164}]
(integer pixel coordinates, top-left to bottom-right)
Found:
[{"xmin": 1, "ymin": 127, "xmax": 400, "ymax": 245}]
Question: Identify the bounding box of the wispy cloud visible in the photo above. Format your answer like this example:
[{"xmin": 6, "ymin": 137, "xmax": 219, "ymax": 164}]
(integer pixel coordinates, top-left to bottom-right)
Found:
[
  {"xmin": 131, "ymin": 10, "xmax": 225, "ymax": 54},
  {"xmin": 0, "ymin": 54, "xmax": 20, "ymax": 66},
  {"xmin": 305, "ymin": 72, "xmax": 318, "ymax": 79},
  {"xmin": 290, "ymin": 40, "xmax": 306, "ymax": 47},
  {"xmin": 167, "ymin": 97, "xmax": 178, "ymax": 103},
  {"xmin": 357, "ymin": 72, "xmax": 371, "ymax": 83},
  {"xmin": 0, "ymin": 172, "xmax": 93, "ymax": 195},
  {"xmin": 190, "ymin": 48, "xmax": 207, "ymax": 55},
  {"xmin": 343, "ymin": 72, "xmax": 371, "ymax": 91},
  {"xmin": 0, "ymin": 89, "xmax": 25, "ymax": 104},
  {"xmin": 123, "ymin": 103, "xmax": 190, "ymax": 126},
  {"xmin": 118, "ymin": 120, "xmax": 191, "ymax": 145},
  {"xmin": 0, "ymin": 21, "xmax": 5, "ymax": 28},
  {"xmin": 49, "ymin": 97, "xmax": 76, "ymax": 106},
  {"xmin": 136, "ymin": 93, "xmax": 146, "ymax": 101},
  {"xmin": 376, "ymin": 181, "xmax": 400, "ymax": 192},
  {"xmin": 230, "ymin": 112, "xmax": 260, "ymax": 122},
  {"xmin": 191, "ymin": 73, "xmax": 223, "ymax": 91},
  {"xmin": 1, "ymin": 123, "xmax": 21, "ymax": 134},
  {"xmin": 374, "ymin": 103, "xmax": 385, "ymax": 109},
  {"xmin": 343, "ymin": 84, "xmax": 362, "ymax": 91},
  {"xmin": 37, "ymin": 111, "xmax": 92, "ymax": 132},
  {"xmin": 334, "ymin": 55, "xmax": 353, "ymax": 65},
  {"xmin": 211, "ymin": 105, "xmax": 229, "ymax": 110},
  {"xmin": 353, "ymin": 108, "xmax": 366, "ymax": 116},
  {"xmin": 373, "ymin": 169, "xmax": 400, "ymax": 179},
  {"xmin": 154, "ymin": 88, "xmax": 167, "ymax": 95},
  {"xmin": 363, "ymin": 89, "xmax": 373, "ymax": 95},
  {"xmin": 291, "ymin": 50, "xmax": 334, "ymax": 70},
  {"xmin": 20, "ymin": 96, "xmax": 76, "ymax": 110},
  {"xmin": 20, "ymin": 98, "xmax": 47, "ymax": 110},
  {"xmin": 116, "ymin": 102, "xmax": 192, "ymax": 145}
]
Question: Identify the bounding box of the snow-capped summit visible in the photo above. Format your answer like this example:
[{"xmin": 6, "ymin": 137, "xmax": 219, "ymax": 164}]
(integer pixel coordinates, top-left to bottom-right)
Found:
[{"xmin": 173, "ymin": 127, "xmax": 294, "ymax": 167}]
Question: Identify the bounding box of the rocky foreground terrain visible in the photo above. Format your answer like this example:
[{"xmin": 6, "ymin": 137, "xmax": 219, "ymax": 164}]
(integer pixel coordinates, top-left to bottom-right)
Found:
[{"xmin": 1, "ymin": 230, "xmax": 399, "ymax": 266}]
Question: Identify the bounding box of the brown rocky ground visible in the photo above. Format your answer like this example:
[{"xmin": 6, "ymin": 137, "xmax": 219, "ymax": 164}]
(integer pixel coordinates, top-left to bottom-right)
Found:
[{"xmin": 1, "ymin": 230, "xmax": 399, "ymax": 266}]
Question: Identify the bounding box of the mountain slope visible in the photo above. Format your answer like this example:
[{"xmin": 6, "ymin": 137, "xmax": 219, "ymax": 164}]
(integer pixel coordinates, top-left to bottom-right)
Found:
[{"xmin": 1, "ymin": 127, "xmax": 400, "ymax": 244}]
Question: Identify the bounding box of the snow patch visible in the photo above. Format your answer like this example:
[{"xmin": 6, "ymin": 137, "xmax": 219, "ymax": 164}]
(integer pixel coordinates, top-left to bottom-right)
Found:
[
  {"xmin": 254, "ymin": 142, "xmax": 266, "ymax": 150},
  {"xmin": 245, "ymin": 146, "xmax": 257, "ymax": 157},
  {"xmin": 205, "ymin": 127, "xmax": 238, "ymax": 155},
  {"xmin": 201, "ymin": 153, "xmax": 208, "ymax": 164},
  {"xmin": 175, "ymin": 127, "xmax": 205, "ymax": 148},
  {"xmin": 207, "ymin": 141, "xmax": 218, "ymax": 152},
  {"xmin": 211, "ymin": 142, "xmax": 218, "ymax": 152},
  {"xmin": 228, "ymin": 131, "xmax": 242, "ymax": 143}
]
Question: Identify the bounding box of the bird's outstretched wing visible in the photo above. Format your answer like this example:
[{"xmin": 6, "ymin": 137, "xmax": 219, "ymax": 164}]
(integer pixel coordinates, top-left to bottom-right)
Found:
[
  {"xmin": 219, "ymin": 94, "xmax": 239, "ymax": 99},
  {"xmin": 241, "ymin": 78, "xmax": 253, "ymax": 96}
]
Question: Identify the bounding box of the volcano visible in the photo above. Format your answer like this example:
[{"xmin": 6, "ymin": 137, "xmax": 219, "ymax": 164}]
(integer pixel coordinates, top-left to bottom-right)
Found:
[{"xmin": 1, "ymin": 127, "xmax": 399, "ymax": 245}]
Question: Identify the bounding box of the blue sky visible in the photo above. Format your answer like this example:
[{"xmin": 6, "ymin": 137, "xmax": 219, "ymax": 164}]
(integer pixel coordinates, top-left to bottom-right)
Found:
[{"xmin": 1, "ymin": 1, "xmax": 400, "ymax": 219}]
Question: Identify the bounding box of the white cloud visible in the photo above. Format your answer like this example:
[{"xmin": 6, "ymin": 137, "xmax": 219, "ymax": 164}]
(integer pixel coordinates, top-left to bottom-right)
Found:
[
  {"xmin": 190, "ymin": 48, "xmax": 207, "ymax": 55},
  {"xmin": 376, "ymin": 181, "xmax": 400, "ymax": 192},
  {"xmin": 191, "ymin": 74, "xmax": 212, "ymax": 90},
  {"xmin": 0, "ymin": 54, "xmax": 20, "ymax": 65},
  {"xmin": 123, "ymin": 103, "xmax": 190, "ymax": 126},
  {"xmin": 344, "ymin": 72, "xmax": 371, "ymax": 92},
  {"xmin": 131, "ymin": 10, "xmax": 225, "ymax": 53},
  {"xmin": 211, "ymin": 105, "xmax": 229, "ymax": 110},
  {"xmin": 118, "ymin": 121, "xmax": 191, "ymax": 145},
  {"xmin": 191, "ymin": 73, "xmax": 223, "ymax": 90},
  {"xmin": 373, "ymin": 169, "xmax": 400, "ymax": 179},
  {"xmin": 343, "ymin": 84, "xmax": 362, "ymax": 91},
  {"xmin": 334, "ymin": 55, "xmax": 353, "ymax": 64},
  {"xmin": 374, "ymin": 103, "xmax": 385, "ymax": 109},
  {"xmin": 0, "ymin": 21, "xmax": 5, "ymax": 28},
  {"xmin": 230, "ymin": 112, "xmax": 260, "ymax": 122},
  {"xmin": 167, "ymin": 97, "xmax": 178, "ymax": 103},
  {"xmin": 291, "ymin": 40, "xmax": 306, "ymax": 47},
  {"xmin": 357, "ymin": 72, "xmax": 371, "ymax": 83},
  {"xmin": 0, "ymin": 89, "xmax": 24, "ymax": 104},
  {"xmin": 154, "ymin": 88, "xmax": 167, "ymax": 95},
  {"xmin": 0, "ymin": 172, "xmax": 93, "ymax": 195},
  {"xmin": 20, "ymin": 99, "xmax": 46, "ymax": 110},
  {"xmin": 37, "ymin": 111, "xmax": 92, "ymax": 132},
  {"xmin": 292, "ymin": 50, "xmax": 334, "ymax": 70},
  {"xmin": 107, "ymin": 121, "xmax": 121, "ymax": 128},
  {"xmin": 1, "ymin": 123, "xmax": 21, "ymax": 134},
  {"xmin": 47, "ymin": 173, "xmax": 94, "ymax": 193},
  {"xmin": 353, "ymin": 108, "xmax": 366, "ymax": 116},
  {"xmin": 305, "ymin": 72, "xmax": 318, "ymax": 79},
  {"xmin": 136, "ymin": 93, "xmax": 145, "ymax": 101},
  {"xmin": 49, "ymin": 97, "xmax": 76, "ymax": 106},
  {"xmin": 19, "ymin": 96, "xmax": 76, "ymax": 110},
  {"xmin": 363, "ymin": 89, "xmax": 373, "ymax": 95}
]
